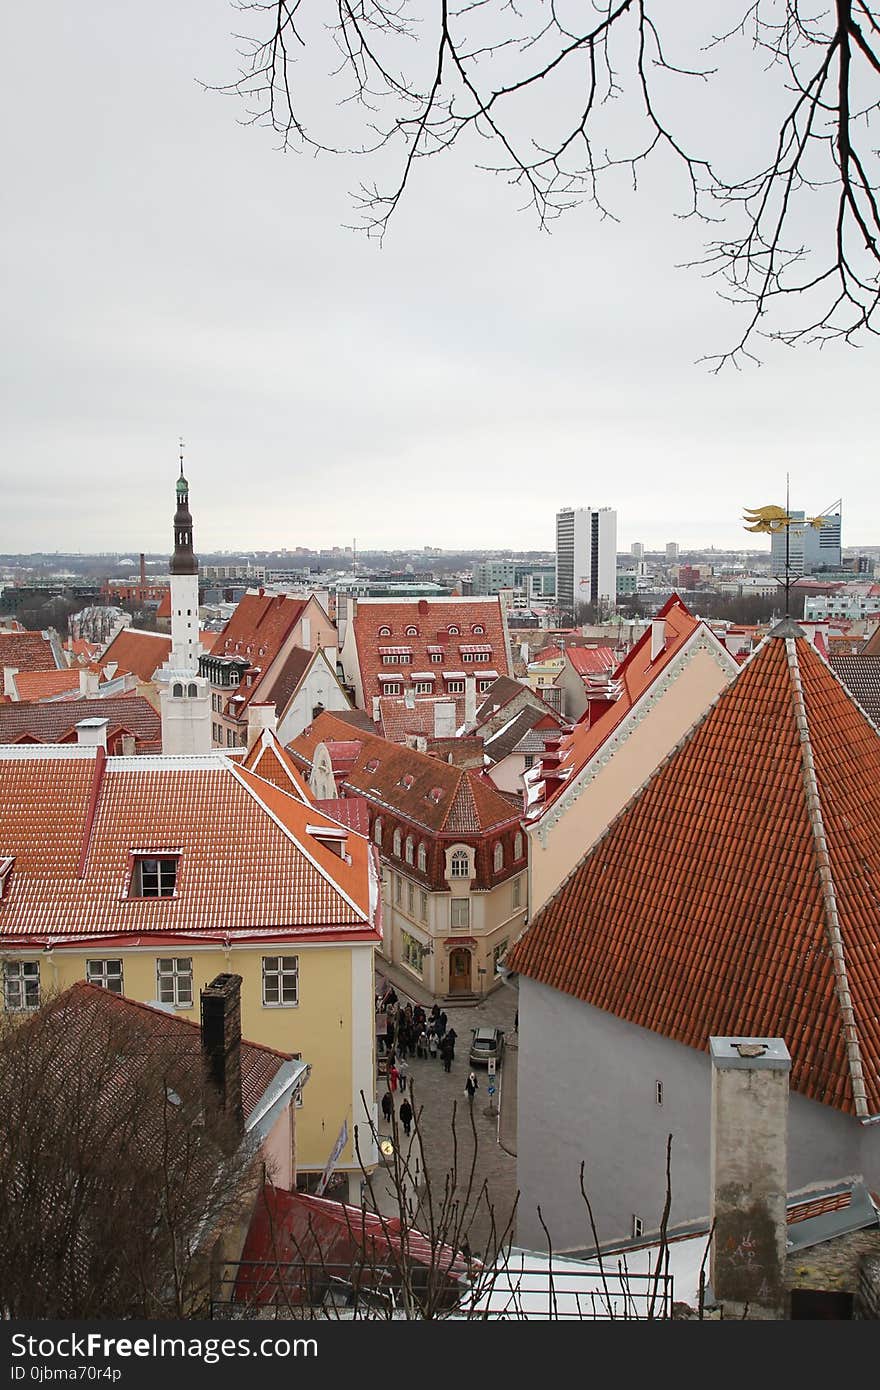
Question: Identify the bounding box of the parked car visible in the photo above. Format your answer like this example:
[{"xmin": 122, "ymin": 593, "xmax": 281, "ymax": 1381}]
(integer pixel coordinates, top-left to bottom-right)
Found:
[{"xmin": 469, "ymin": 1026, "xmax": 504, "ymax": 1067}]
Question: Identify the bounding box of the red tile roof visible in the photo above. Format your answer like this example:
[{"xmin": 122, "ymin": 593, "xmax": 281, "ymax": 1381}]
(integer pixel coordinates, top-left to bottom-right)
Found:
[
  {"xmin": 156, "ymin": 590, "xmax": 172, "ymax": 620},
  {"xmin": 862, "ymin": 624, "xmax": 880, "ymax": 657},
  {"xmin": 0, "ymin": 746, "xmax": 378, "ymax": 943},
  {"xmin": 352, "ymin": 598, "xmax": 512, "ymax": 709},
  {"xmin": 378, "ymin": 694, "xmax": 466, "ymax": 743},
  {"xmin": 0, "ymin": 694, "xmax": 161, "ymax": 751},
  {"xmin": 565, "ymin": 646, "xmax": 617, "ymax": 677},
  {"xmin": 52, "ymin": 982, "xmax": 294, "ymax": 1125},
  {"xmin": 829, "ymin": 655, "xmax": 880, "ymax": 728},
  {"xmin": 11, "ymin": 670, "xmax": 81, "ymax": 701},
  {"xmin": 241, "ymin": 728, "xmax": 313, "ymax": 802},
  {"xmin": 288, "ymin": 711, "xmax": 521, "ymax": 836},
  {"xmin": 507, "ymin": 627, "xmax": 880, "ymax": 1117},
  {"xmin": 0, "ymin": 631, "xmax": 62, "ymax": 672},
  {"xmin": 314, "ymin": 798, "xmax": 372, "ymax": 835},
  {"xmin": 99, "ymin": 628, "xmax": 172, "ymax": 682},
  {"xmin": 234, "ymin": 1184, "xmax": 467, "ymax": 1305}
]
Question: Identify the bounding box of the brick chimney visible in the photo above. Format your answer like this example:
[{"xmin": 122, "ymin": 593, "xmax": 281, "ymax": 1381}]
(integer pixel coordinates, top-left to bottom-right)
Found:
[
  {"xmin": 3, "ymin": 667, "xmax": 19, "ymax": 699},
  {"xmin": 464, "ymin": 674, "xmax": 477, "ymax": 728},
  {"xmin": 709, "ymin": 1036, "xmax": 791, "ymax": 1318},
  {"xmin": 246, "ymin": 702, "xmax": 277, "ymax": 751},
  {"xmin": 200, "ymin": 973, "xmax": 244, "ymax": 1138}
]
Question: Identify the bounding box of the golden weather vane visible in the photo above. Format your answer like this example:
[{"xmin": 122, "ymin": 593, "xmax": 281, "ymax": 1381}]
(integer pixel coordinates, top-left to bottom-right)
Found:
[{"xmin": 742, "ymin": 485, "xmax": 827, "ymax": 618}]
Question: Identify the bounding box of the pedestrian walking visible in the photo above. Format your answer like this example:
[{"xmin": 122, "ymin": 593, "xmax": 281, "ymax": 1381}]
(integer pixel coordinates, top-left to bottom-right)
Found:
[
  {"xmin": 381, "ymin": 1090, "xmax": 393, "ymax": 1123},
  {"xmin": 389, "ymin": 1062, "xmax": 399, "ymax": 1093},
  {"xmin": 399, "ymin": 1098, "xmax": 413, "ymax": 1137},
  {"xmin": 428, "ymin": 1031, "xmax": 438, "ymax": 1061},
  {"xmin": 465, "ymin": 1071, "xmax": 478, "ymax": 1101},
  {"xmin": 398, "ymin": 1057, "xmax": 409, "ymax": 1092},
  {"xmin": 416, "ymin": 1028, "xmax": 428, "ymax": 1059},
  {"xmin": 446, "ymin": 1027, "xmax": 457, "ymax": 1049},
  {"xmin": 440, "ymin": 1037, "xmax": 453, "ymax": 1074}
]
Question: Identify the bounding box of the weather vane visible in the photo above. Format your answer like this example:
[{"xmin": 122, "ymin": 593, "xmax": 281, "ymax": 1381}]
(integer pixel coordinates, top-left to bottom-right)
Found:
[{"xmin": 743, "ymin": 476, "xmax": 826, "ymax": 617}]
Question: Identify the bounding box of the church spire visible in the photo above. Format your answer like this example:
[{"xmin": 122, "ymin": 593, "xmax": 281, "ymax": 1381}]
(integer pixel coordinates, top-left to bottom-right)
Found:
[{"xmin": 170, "ymin": 439, "xmax": 198, "ymax": 576}]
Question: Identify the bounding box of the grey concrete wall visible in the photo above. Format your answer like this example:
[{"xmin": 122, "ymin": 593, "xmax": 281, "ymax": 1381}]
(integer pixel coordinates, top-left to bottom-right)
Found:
[{"xmin": 516, "ymin": 978, "xmax": 880, "ymax": 1252}]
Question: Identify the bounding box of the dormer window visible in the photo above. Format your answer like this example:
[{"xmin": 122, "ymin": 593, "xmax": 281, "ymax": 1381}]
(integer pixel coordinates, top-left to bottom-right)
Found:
[
  {"xmin": 450, "ymin": 848, "xmax": 470, "ymax": 879},
  {"xmin": 366, "ymin": 758, "xmax": 381, "ymax": 774},
  {"xmin": 405, "ymin": 626, "xmax": 418, "ymax": 636},
  {"xmin": 405, "ymin": 835, "xmax": 414, "ymax": 864},
  {"xmin": 129, "ymin": 854, "xmax": 179, "ymax": 899},
  {"xmin": 393, "ymin": 829, "xmax": 402, "ymax": 856},
  {"xmin": 378, "ymin": 626, "xmax": 392, "ymax": 637},
  {"xmin": 430, "ymin": 652, "xmax": 443, "ymax": 663},
  {"xmin": 417, "ymin": 842, "xmax": 427, "ymax": 872},
  {"xmin": 426, "ymin": 786, "xmax": 443, "ymax": 805},
  {"xmin": 472, "ymin": 625, "xmax": 485, "ymax": 635},
  {"xmin": 448, "ymin": 625, "xmax": 460, "ymax": 635},
  {"xmin": 399, "ymin": 773, "xmax": 415, "ymax": 790}
]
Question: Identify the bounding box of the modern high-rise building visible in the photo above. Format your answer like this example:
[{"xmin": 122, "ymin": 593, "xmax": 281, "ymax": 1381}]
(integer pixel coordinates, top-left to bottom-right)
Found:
[
  {"xmin": 631, "ymin": 542, "xmax": 644, "ymax": 560},
  {"xmin": 770, "ymin": 509, "xmax": 842, "ymax": 576},
  {"xmin": 555, "ymin": 506, "xmax": 618, "ymax": 620},
  {"xmin": 666, "ymin": 541, "xmax": 680, "ymax": 561}
]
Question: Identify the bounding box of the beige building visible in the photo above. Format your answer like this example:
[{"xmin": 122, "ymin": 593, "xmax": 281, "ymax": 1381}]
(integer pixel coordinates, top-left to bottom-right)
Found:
[{"xmin": 525, "ymin": 597, "xmax": 740, "ymax": 915}]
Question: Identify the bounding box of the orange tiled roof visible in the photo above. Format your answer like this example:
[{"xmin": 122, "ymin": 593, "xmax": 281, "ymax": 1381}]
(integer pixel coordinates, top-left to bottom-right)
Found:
[
  {"xmin": 829, "ymin": 655, "xmax": 880, "ymax": 727},
  {"xmin": 0, "ymin": 631, "xmax": 62, "ymax": 673},
  {"xmin": 288, "ymin": 711, "xmax": 521, "ymax": 836},
  {"xmin": 241, "ymin": 727, "xmax": 313, "ymax": 802},
  {"xmin": 99, "ymin": 628, "xmax": 171, "ymax": 682},
  {"xmin": 157, "ymin": 590, "xmax": 172, "ymax": 619},
  {"xmin": 862, "ymin": 624, "xmax": 880, "ymax": 657},
  {"xmin": 352, "ymin": 598, "xmax": 512, "ymax": 708},
  {"xmin": 507, "ymin": 626, "xmax": 880, "ymax": 1117},
  {"xmin": 12, "ymin": 670, "xmax": 81, "ymax": 701},
  {"xmin": 0, "ymin": 746, "xmax": 377, "ymax": 943}
]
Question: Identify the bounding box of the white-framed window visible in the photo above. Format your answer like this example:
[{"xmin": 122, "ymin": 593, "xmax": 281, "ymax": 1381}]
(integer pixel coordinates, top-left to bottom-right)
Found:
[
  {"xmin": 514, "ymin": 831, "xmax": 524, "ymax": 860},
  {"xmin": 395, "ymin": 874, "xmax": 402, "ymax": 903},
  {"xmin": 523, "ymin": 754, "xmax": 535, "ymax": 769},
  {"xmin": 393, "ymin": 828, "xmax": 402, "ymax": 857},
  {"xmin": 656, "ymin": 1080, "xmax": 663, "ymax": 1106},
  {"xmin": 450, "ymin": 849, "xmax": 470, "ymax": 879},
  {"xmin": 262, "ymin": 955, "xmax": 299, "ymax": 1007},
  {"xmin": 430, "ymin": 652, "xmax": 443, "ymax": 663},
  {"xmin": 405, "ymin": 835, "xmax": 414, "ymax": 865},
  {"xmin": 472, "ymin": 651, "xmax": 490, "ymax": 662},
  {"xmin": 3, "ymin": 960, "xmax": 40, "ymax": 1011},
  {"xmin": 156, "ymin": 957, "xmax": 193, "ymax": 1008},
  {"xmin": 493, "ymin": 841, "xmax": 504, "ymax": 873},
  {"xmin": 381, "ymin": 654, "xmax": 399, "ymax": 665},
  {"xmin": 512, "ymin": 876, "xmax": 522, "ymax": 910},
  {"xmin": 378, "ymin": 626, "xmax": 392, "ymax": 637},
  {"xmin": 417, "ymin": 842, "xmax": 427, "ymax": 873},
  {"xmin": 448, "ymin": 625, "xmax": 460, "ymax": 635},
  {"xmin": 632, "ymin": 1215, "xmax": 644, "ymax": 1240},
  {"xmin": 130, "ymin": 855, "xmax": 178, "ymax": 898},
  {"xmin": 401, "ymin": 931, "xmax": 425, "ymax": 976},
  {"xmin": 414, "ymin": 681, "xmax": 433, "ymax": 694},
  {"xmin": 86, "ymin": 959, "xmax": 124, "ymax": 994},
  {"xmin": 451, "ymin": 898, "xmax": 470, "ymax": 930},
  {"xmin": 472, "ymin": 625, "xmax": 485, "ymax": 635},
  {"xmin": 420, "ymin": 890, "xmax": 428, "ymax": 921},
  {"xmin": 407, "ymin": 880, "xmax": 415, "ymax": 914},
  {"xmin": 447, "ymin": 680, "xmax": 465, "ymax": 694},
  {"xmin": 374, "ymin": 817, "xmax": 383, "ymax": 846},
  {"xmin": 383, "ymin": 682, "xmax": 402, "ymax": 695},
  {"xmin": 479, "ymin": 679, "xmax": 493, "ymax": 692},
  {"xmin": 405, "ymin": 626, "xmax": 418, "ymax": 636}
]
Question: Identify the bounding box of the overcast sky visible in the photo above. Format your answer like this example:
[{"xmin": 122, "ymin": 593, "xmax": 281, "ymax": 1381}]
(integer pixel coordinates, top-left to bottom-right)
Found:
[{"xmin": 2, "ymin": 1, "xmax": 877, "ymax": 554}]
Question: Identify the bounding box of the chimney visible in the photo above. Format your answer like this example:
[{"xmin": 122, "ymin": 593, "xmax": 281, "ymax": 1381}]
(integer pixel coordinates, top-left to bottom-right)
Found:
[
  {"xmin": 75, "ymin": 717, "xmax": 108, "ymax": 751},
  {"xmin": 139, "ymin": 553, "xmax": 146, "ymax": 586},
  {"xmin": 246, "ymin": 701, "xmax": 277, "ymax": 751},
  {"xmin": 372, "ymin": 696, "xmax": 381, "ymax": 724},
  {"xmin": 120, "ymin": 734, "xmax": 136, "ymax": 756},
  {"xmin": 650, "ymin": 617, "xmax": 666, "ymax": 661},
  {"xmin": 433, "ymin": 700, "xmax": 456, "ymax": 738},
  {"xmin": 404, "ymin": 688, "xmax": 416, "ymax": 710},
  {"xmin": 416, "ymin": 735, "xmax": 427, "ymax": 753},
  {"xmin": 79, "ymin": 668, "xmax": 99, "ymax": 696},
  {"xmin": 301, "ymin": 616, "xmax": 312, "ymax": 649},
  {"xmin": 709, "ymin": 1036, "xmax": 791, "ymax": 1318},
  {"xmin": 464, "ymin": 674, "xmax": 477, "ymax": 728},
  {"xmin": 3, "ymin": 667, "xmax": 19, "ymax": 699},
  {"xmin": 200, "ymin": 973, "xmax": 244, "ymax": 1138}
]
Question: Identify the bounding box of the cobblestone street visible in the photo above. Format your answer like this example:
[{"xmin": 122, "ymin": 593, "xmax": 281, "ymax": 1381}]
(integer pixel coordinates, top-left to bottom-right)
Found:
[{"xmin": 370, "ymin": 967, "xmax": 519, "ymax": 1257}]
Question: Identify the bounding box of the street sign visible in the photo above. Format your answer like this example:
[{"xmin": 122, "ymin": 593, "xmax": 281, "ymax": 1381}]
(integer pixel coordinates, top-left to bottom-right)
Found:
[
  {"xmin": 487, "ymin": 1083, "xmax": 496, "ymax": 1096},
  {"xmin": 487, "ymin": 1057, "xmax": 496, "ymax": 1076},
  {"xmin": 315, "ymin": 1116, "xmax": 349, "ymax": 1196}
]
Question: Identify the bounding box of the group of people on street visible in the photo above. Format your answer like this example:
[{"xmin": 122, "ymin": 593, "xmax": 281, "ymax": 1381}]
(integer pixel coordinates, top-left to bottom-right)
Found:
[
  {"xmin": 381, "ymin": 1088, "xmax": 414, "ymax": 1136},
  {"xmin": 379, "ymin": 990, "xmax": 471, "ymax": 1138}
]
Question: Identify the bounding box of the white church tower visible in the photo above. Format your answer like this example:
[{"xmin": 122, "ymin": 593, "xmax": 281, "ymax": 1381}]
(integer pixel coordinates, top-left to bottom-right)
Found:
[{"xmin": 158, "ymin": 450, "xmax": 212, "ymax": 754}]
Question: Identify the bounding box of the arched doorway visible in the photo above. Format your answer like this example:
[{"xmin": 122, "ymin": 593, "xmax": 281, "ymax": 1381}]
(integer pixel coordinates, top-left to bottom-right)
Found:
[{"xmin": 449, "ymin": 948, "xmax": 472, "ymax": 995}]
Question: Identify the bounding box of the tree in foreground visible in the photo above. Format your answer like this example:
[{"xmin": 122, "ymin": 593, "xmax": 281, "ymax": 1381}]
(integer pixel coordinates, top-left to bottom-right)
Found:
[
  {"xmin": 220, "ymin": 1, "xmax": 880, "ymax": 364},
  {"xmin": 0, "ymin": 990, "xmax": 257, "ymax": 1319}
]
